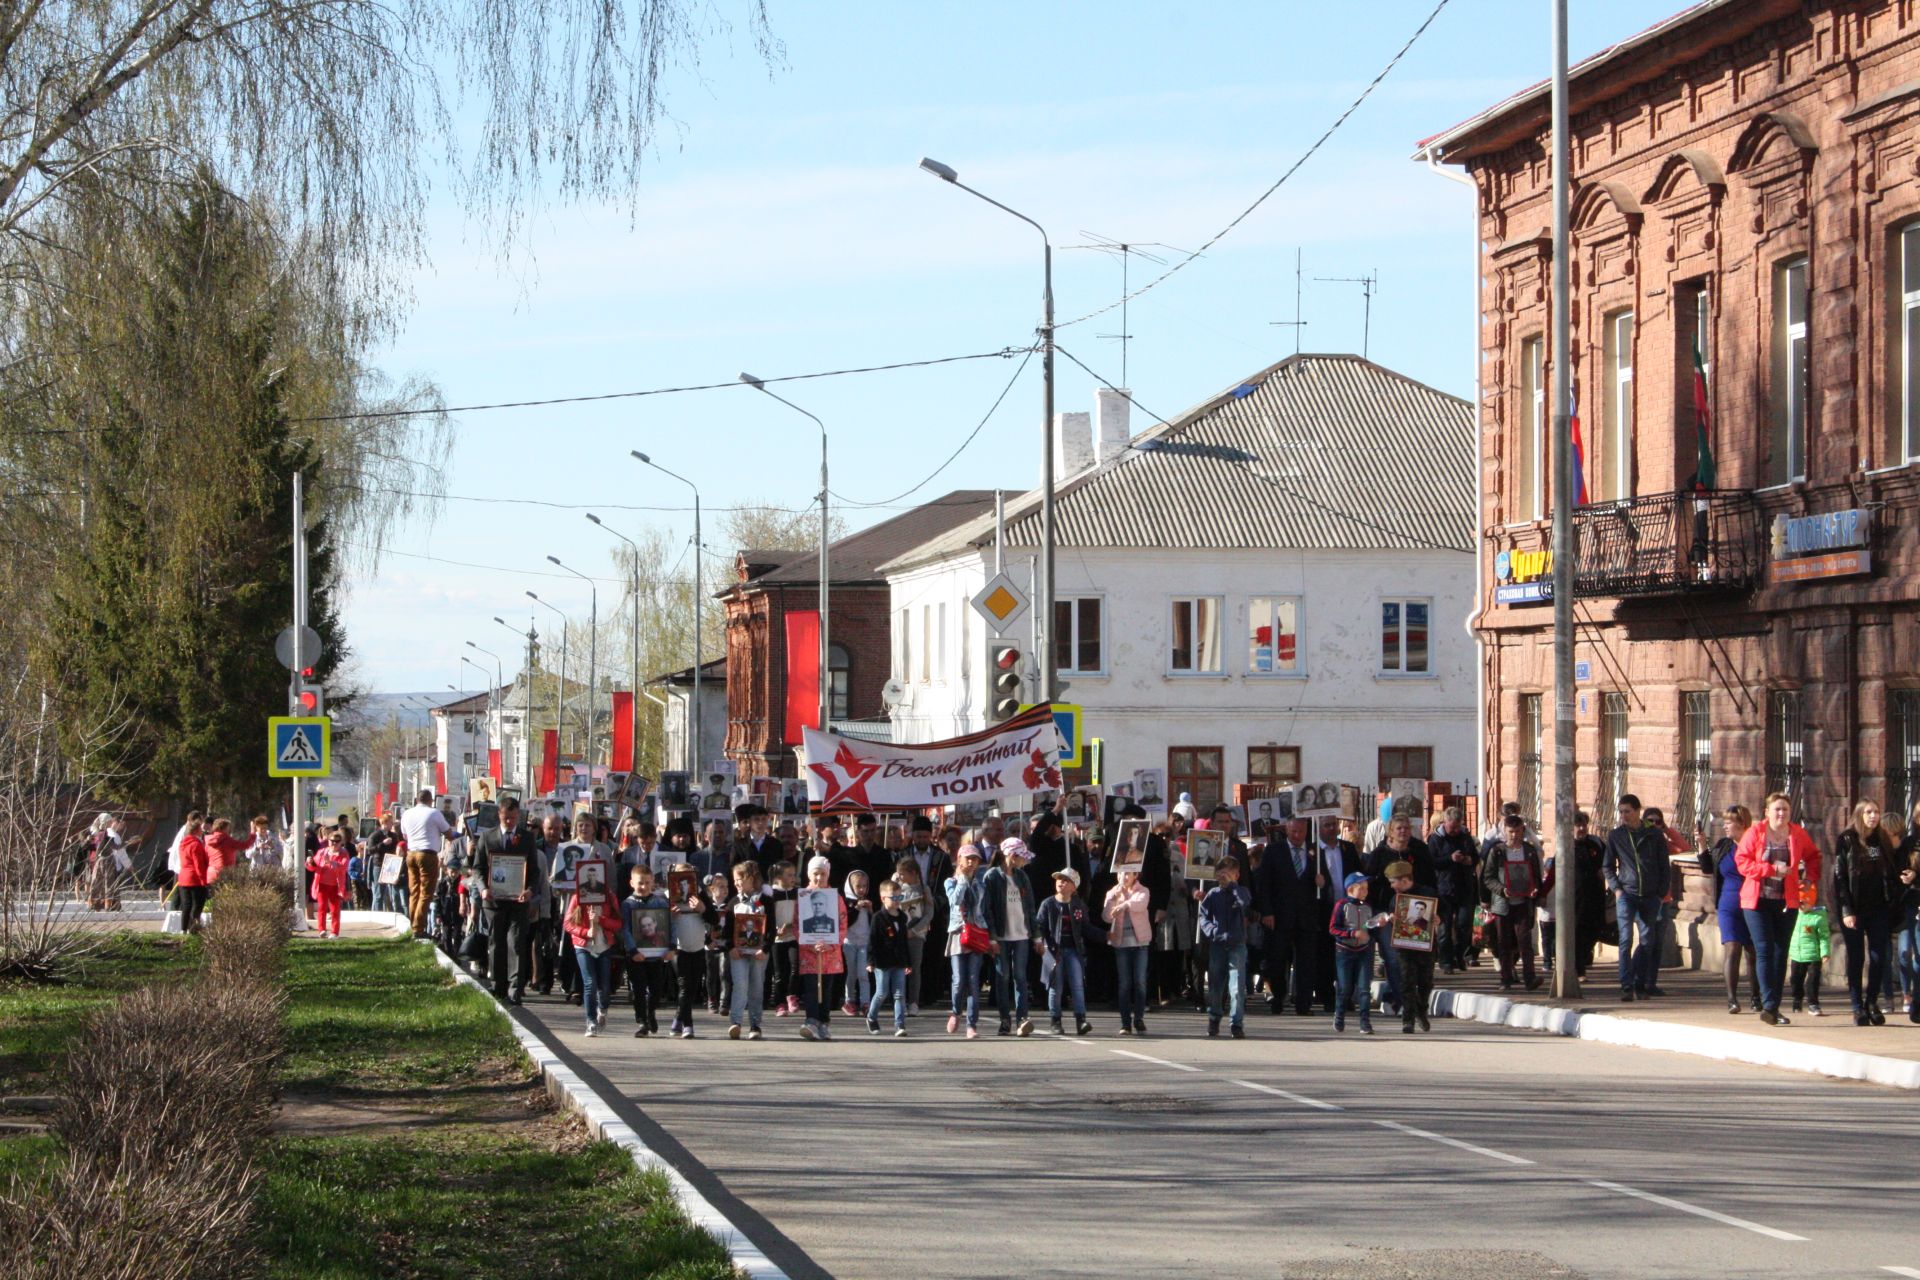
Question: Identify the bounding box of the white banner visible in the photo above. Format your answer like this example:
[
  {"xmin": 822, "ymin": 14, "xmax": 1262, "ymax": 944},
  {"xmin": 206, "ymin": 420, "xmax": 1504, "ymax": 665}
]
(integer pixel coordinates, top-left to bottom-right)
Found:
[{"xmin": 801, "ymin": 703, "xmax": 1062, "ymax": 812}]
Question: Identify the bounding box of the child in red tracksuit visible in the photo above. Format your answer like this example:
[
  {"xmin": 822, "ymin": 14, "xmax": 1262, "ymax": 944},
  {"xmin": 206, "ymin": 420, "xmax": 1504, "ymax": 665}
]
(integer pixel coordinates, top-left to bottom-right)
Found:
[{"xmin": 306, "ymin": 833, "xmax": 351, "ymax": 937}]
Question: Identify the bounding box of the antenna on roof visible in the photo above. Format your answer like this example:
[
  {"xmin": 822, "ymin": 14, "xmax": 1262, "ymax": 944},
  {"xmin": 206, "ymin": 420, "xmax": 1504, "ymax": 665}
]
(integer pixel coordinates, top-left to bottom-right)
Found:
[
  {"xmin": 1271, "ymin": 247, "xmax": 1307, "ymax": 355},
  {"xmin": 1065, "ymin": 233, "xmax": 1190, "ymax": 386},
  {"xmin": 1312, "ymin": 268, "xmax": 1380, "ymax": 359}
]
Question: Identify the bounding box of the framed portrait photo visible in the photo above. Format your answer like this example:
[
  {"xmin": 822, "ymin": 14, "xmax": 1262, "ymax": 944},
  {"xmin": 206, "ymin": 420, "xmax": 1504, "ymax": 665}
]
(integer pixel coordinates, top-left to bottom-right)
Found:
[
  {"xmin": 1392, "ymin": 893, "xmax": 1439, "ymax": 952},
  {"xmin": 796, "ymin": 887, "xmax": 842, "ymax": 948},
  {"xmin": 377, "ymin": 853, "xmax": 404, "ymax": 886},
  {"xmin": 732, "ymin": 904, "xmax": 768, "ymax": 956},
  {"xmin": 1110, "ymin": 818, "xmax": 1149, "ymax": 876},
  {"xmin": 575, "ymin": 857, "xmax": 609, "ymax": 906},
  {"xmin": 1186, "ymin": 828, "xmax": 1227, "ymax": 882},
  {"xmin": 667, "ymin": 868, "xmax": 699, "ymax": 906},
  {"xmin": 632, "ymin": 905, "xmax": 671, "ymax": 958},
  {"xmin": 488, "ymin": 854, "xmax": 526, "ymax": 900}
]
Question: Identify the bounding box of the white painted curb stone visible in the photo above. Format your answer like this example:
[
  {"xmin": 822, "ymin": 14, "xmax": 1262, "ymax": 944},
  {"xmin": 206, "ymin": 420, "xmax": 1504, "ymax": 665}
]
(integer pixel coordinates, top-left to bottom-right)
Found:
[
  {"xmin": 1432, "ymin": 986, "xmax": 1920, "ymax": 1090},
  {"xmin": 425, "ymin": 944, "xmax": 789, "ymax": 1279}
]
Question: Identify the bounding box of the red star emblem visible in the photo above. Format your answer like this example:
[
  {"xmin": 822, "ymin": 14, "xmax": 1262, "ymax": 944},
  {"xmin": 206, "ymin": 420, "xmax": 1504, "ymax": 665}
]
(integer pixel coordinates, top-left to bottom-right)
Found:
[{"xmin": 809, "ymin": 740, "xmax": 881, "ymax": 811}]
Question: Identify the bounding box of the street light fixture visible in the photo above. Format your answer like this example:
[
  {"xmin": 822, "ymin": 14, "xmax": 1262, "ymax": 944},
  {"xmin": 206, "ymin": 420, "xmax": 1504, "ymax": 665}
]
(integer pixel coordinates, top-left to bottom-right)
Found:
[
  {"xmin": 526, "ymin": 591, "xmax": 568, "ymax": 768},
  {"xmin": 586, "ymin": 513, "xmax": 642, "ymax": 773},
  {"xmin": 918, "ymin": 155, "xmax": 1058, "ymax": 703},
  {"xmin": 633, "ymin": 451, "xmax": 704, "ymax": 775},
  {"xmin": 548, "ymin": 555, "xmax": 598, "ymax": 763},
  {"xmin": 494, "ymin": 615, "xmax": 538, "ymax": 794},
  {"xmin": 739, "ymin": 372, "xmax": 831, "ymax": 737}
]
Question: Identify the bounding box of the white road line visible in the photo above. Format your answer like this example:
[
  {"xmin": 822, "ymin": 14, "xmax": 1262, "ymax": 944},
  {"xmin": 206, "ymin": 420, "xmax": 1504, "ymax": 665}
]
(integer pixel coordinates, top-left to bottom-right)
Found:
[
  {"xmin": 1109, "ymin": 1048, "xmax": 1203, "ymax": 1073},
  {"xmin": 1371, "ymin": 1119, "xmax": 1534, "ymax": 1166},
  {"xmin": 1228, "ymin": 1078, "xmax": 1345, "ymax": 1112},
  {"xmin": 1585, "ymin": 1179, "xmax": 1807, "ymax": 1242},
  {"xmin": 1877, "ymin": 1268, "xmax": 1920, "ymax": 1278}
]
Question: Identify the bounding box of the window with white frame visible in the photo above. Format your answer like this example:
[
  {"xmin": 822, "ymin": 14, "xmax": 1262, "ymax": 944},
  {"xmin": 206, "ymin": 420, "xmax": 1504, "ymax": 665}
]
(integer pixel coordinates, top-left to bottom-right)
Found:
[
  {"xmin": 1169, "ymin": 597, "xmax": 1222, "ymax": 673},
  {"xmin": 1054, "ymin": 596, "xmax": 1104, "ymax": 674},
  {"xmin": 1380, "ymin": 599, "xmax": 1431, "ymax": 675},
  {"xmin": 918, "ymin": 606, "xmax": 931, "ymax": 684},
  {"xmin": 1601, "ymin": 309, "xmax": 1634, "ymax": 500},
  {"xmin": 1519, "ymin": 335, "xmax": 1543, "ymax": 520},
  {"xmin": 1247, "ymin": 596, "xmax": 1301, "ymax": 674},
  {"xmin": 935, "ymin": 602, "xmax": 947, "ymax": 683},
  {"xmin": 1770, "ymin": 257, "xmax": 1808, "ymax": 484},
  {"xmin": 895, "ymin": 609, "xmax": 909, "ymax": 682},
  {"xmin": 1899, "ymin": 226, "xmax": 1920, "ymax": 465}
]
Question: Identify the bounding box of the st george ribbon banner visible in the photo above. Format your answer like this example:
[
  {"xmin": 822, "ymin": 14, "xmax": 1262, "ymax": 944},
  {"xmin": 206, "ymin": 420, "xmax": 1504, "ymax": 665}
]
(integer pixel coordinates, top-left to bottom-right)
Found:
[{"xmin": 800, "ymin": 703, "xmax": 1064, "ymax": 814}]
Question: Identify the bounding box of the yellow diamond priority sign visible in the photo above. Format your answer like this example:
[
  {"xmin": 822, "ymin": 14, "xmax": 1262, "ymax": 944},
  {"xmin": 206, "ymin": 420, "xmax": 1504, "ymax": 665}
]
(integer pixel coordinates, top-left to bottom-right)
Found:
[{"xmin": 970, "ymin": 571, "xmax": 1030, "ymax": 634}]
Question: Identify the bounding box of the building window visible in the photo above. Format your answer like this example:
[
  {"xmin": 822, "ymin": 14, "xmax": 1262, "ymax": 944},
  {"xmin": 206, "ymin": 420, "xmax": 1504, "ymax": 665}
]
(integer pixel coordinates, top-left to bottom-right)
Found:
[
  {"xmin": 1380, "ymin": 599, "xmax": 1430, "ymax": 674},
  {"xmin": 462, "ymin": 718, "xmax": 475, "ymax": 734},
  {"xmin": 829, "ymin": 643, "xmax": 851, "ymax": 722},
  {"xmin": 1054, "ymin": 597, "xmax": 1104, "ymax": 674},
  {"xmin": 1519, "ymin": 335, "xmax": 1543, "ymax": 521},
  {"xmin": 1248, "ymin": 745, "xmax": 1301, "ymax": 790},
  {"xmin": 1601, "ymin": 308, "xmax": 1634, "ymax": 501},
  {"xmin": 1169, "ymin": 597, "xmax": 1222, "ymax": 673},
  {"xmin": 1248, "ymin": 597, "xmax": 1301, "ymax": 674},
  {"xmin": 1892, "ymin": 690, "xmax": 1920, "ymax": 823},
  {"xmin": 1599, "ymin": 693, "xmax": 1629, "ymax": 815},
  {"xmin": 895, "ymin": 609, "xmax": 909, "ymax": 683},
  {"xmin": 1378, "ymin": 746, "xmax": 1433, "ymax": 793},
  {"xmin": 1168, "ymin": 746, "xmax": 1224, "ymax": 812},
  {"xmin": 1765, "ymin": 690, "xmax": 1805, "ymax": 805},
  {"xmin": 935, "ymin": 603, "xmax": 947, "ymax": 683},
  {"xmin": 1897, "ymin": 226, "xmax": 1920, "ymax": 466},
  {"xmin": 1770, "ymin": 257, "xmax": 1808, "ymax": 485},
  {"xmin": 1517, "ymin": 694, "xmax": 1543, "ymax": 829},
  {"xmin": 462, "ymin": 752, "xmax": 474, "ymax": 766},
  {"xmin": 918, "ymin": 607, "xmax": 931, "ymax": 684},
  {"xmin": 1677, "ymin": 691, "xmax": 1712, "ymax": 838}
]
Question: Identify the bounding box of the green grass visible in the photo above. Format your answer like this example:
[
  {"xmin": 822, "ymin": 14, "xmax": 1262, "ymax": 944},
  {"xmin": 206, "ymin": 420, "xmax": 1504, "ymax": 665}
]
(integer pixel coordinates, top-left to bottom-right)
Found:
[
  {"xmin": 282, "ymin": 936, "xmax": 514, "ymax": 1092},
  {"xmin": 260, "ymin": 1131, "xmax": 735, "ymax": 1280},
  {"xmin": 0, "ymin": 933, "xmax": 200, "ymax": 1094}
]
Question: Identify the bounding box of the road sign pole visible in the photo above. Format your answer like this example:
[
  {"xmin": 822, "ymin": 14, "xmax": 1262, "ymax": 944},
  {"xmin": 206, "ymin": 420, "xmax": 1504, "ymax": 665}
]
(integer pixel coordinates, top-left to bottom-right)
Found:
[{"xmin": 289, "ymin": 471, "xmax": 309, "ymax": 930}]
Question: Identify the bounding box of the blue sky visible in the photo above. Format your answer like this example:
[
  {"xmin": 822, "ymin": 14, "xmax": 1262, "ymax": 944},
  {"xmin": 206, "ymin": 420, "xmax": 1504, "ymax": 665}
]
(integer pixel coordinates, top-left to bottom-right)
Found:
[{"xmin": 350, "ymin": 0, "xmax": 1684, "ymax": 696}]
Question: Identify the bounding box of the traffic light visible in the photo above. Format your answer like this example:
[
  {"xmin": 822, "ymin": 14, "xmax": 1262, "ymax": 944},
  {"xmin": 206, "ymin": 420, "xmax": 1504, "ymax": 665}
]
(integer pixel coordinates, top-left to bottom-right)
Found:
[
  {"xmin": 989, "ymin": 644, "xmax": 1024, "ymax": 722},
  {"xmin": 295, "ymin": 684, "xmax": 324, "ymax": 716}
]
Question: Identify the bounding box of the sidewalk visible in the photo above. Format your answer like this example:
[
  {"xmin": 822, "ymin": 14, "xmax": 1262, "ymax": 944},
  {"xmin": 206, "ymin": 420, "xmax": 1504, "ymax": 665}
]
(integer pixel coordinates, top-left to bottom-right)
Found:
[{"xmin": 1425, "ymin": 954, "xmax": 1920, "ymax": 1088}]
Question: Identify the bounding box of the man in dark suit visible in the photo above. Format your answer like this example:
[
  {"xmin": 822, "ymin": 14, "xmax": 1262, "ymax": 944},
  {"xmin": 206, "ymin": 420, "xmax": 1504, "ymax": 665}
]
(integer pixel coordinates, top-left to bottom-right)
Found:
[
  {"xmin": 474, "ymin": 796, "xmax": 545, "ymax": 1006},
  {"xmin": 730, "ymin": 805, "xmax": 782, "ymax": 869},
  {"xmin": 1255, "ymin": 816, "xmax": 1328, "ymax": 1014},
  {"xmin": 1314, "ymin": 815, "xmax": 1362, "ymax": 1011}
]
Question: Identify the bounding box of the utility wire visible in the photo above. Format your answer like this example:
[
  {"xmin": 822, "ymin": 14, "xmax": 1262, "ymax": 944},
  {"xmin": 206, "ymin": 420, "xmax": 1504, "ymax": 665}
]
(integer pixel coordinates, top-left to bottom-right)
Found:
[
  {"xmin": 288, "ymin": 346, "xmax": 1031, "ymax": 424},
  {"xmin": 1055, "ymin": 0, "xmax": 1453, "ymax": 331},
  {"xmin": 1051, "ymin": 342, "xmax": 1471, "ymax": 555}
]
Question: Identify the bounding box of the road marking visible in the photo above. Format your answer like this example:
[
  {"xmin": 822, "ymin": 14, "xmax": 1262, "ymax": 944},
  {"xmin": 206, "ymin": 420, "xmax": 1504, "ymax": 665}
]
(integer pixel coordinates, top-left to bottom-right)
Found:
[
  {"xmin": 1878, "ymin": 1268, "xmax": 1920, "ymax": 1278},
  {"xmin": 1585, "ymin": 1179, "xmax": 1806, "ymax": 1242},
  {"xmin": 1372, "ymin": 1119, "xmax": 1534, "ymax": 1166},
  {"xmin": 1228, "ymin": 1079, "xmax": 1344, "ymax": 1112},
  {"xmin": 1109, "ymin": 1048, "xmax": 1202, "ymax": 1073}
]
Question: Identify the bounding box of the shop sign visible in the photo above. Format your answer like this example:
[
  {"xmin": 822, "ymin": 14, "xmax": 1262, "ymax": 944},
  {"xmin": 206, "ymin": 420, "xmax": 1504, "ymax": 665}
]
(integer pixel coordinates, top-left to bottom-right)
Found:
[
  {"xmin": 1494, "ymin": 548, "xmax": 1554, "ymax": 606},
  {"xmin": 1770, "ymin": 509, "xmax": 1871, "ymax": 583}
]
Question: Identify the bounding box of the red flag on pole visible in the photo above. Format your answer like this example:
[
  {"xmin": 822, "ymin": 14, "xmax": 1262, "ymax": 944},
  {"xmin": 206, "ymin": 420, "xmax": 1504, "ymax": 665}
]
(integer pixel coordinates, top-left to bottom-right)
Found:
[
  {"xmin": 386, "ymin": 782, "xmax": 398, "ymax": 805},
  {"xmin": 538, "ymin": 729, "xmax": 559, "ymax": 795},
  {"xmin": 434, "ymin": 761, "xmax": 447, "ymax": 795},
  {"xmin": 373, "ymin": 793, "xmax": 385, "ymax": 819},
  {"xmin": 611, "ymin": 691, "xmax": 634, "ymax": 772},
  {"xmin": 783, "ymin": 610, "xmax": 821, "ymax": 746},
  {"xmin": 488, "ymin": 748, "xmax": 502, "ymax": 783}
]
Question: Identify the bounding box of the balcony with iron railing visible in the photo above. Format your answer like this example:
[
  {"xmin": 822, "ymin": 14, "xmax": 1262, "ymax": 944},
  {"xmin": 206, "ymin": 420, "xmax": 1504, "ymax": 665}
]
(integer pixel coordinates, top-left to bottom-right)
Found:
[{"xmin": 1573, "ymin": 489, "xmax": 1765, "ymax": 599}]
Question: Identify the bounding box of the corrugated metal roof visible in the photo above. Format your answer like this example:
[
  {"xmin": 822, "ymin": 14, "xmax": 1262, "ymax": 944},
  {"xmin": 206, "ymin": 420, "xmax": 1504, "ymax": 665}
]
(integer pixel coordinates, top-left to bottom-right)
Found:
[{"xmin": 883, "ymin": 354, "xmax": 1474, "ymax": 572}]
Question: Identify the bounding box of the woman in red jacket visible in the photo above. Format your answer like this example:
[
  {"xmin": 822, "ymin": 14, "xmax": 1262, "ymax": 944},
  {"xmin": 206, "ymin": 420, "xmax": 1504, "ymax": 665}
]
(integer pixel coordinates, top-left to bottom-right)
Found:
[
  {"xmin": 175, "ymin": 814, "xmax": 211, "ymax": 933},
  {"xmin": 1735, "ymin": 791, "xmax": 1822, "ymax": 1025},
  {"xmin": 565, "ymin": 876, "xmax": 623, "ymax": 1037},
  {"xmin": 204, "ymin": 817, "xmax": 242, "ymax": 883},
  {"xmin": 306, "ymin": 831, "xmax": 351, "ymax": 938}
]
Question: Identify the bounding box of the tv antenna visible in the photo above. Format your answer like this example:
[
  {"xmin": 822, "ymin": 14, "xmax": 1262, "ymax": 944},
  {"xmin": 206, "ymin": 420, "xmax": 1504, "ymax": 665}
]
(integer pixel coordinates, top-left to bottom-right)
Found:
[
  {"xmin": 1065, "ymin": 234, "xmax": 1190, "ymax": 386},
  {"xmin": 1271, "ymin": 247, "xmax": 1308, "ymax": 355},
  {"xmin": 1313, "ymin": 268, "xmax": 1380, "ymax": 359}
]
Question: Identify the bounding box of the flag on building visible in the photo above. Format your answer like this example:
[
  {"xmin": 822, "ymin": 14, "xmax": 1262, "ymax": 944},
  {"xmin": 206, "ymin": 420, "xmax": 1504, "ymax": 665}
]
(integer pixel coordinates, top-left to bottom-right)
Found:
[
  {"xmin": 1569, "ymin": 392, "xmax": 1590, "ymax": 507},
  {"xmin": 1692, "ymin": 340, "xmax": 1716, "ymax": 491},
  {"xmin": 610, "ymin": 691, "xmax": 634, "ymax": 772},
  {"xmin": 783, "ymin": 610, "xmax": 821, "ymax": 745}
]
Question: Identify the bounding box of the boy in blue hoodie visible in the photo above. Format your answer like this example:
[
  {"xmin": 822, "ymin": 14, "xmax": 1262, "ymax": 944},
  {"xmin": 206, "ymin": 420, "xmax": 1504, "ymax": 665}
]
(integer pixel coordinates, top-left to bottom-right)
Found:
[
  {"xmin": 1330, "ymin": 872, "xmax": 1376, "ymax": 1035},
  {"xmin": 1198, "ymin": 855, "xmax": 1253, "ymax": 1038}
]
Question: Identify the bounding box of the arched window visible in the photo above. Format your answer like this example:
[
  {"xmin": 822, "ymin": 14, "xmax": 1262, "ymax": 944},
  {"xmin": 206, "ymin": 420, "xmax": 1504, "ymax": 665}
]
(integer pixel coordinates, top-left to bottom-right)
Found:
[{"xmin": 828, "ymin": 643, "xmax": 851, "ymax": 722}]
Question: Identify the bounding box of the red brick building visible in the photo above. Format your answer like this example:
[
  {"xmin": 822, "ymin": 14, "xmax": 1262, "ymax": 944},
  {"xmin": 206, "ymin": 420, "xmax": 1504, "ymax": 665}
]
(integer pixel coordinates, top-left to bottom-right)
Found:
[
  {"xmin": 1424, "ymin": 0, "xmax": 1920, "ymax": 841},
  {"xmin": 721, "ymin": 492, "xmax": 997, "ymax": 777}
]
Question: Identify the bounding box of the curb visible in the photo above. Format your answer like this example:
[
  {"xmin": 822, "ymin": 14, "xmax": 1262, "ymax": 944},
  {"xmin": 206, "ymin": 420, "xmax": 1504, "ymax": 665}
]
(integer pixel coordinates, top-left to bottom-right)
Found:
[
  {"xmin": 424, "ymin": 944, "xmax": 789, "ymax": 1280},
  {"xmin": 337, "ymin": 909, "xmax": 413, "ymax": 936},
  {"xmin": 1432, "ymin": 987, "xmax": 1920, "ymax": 1090}
]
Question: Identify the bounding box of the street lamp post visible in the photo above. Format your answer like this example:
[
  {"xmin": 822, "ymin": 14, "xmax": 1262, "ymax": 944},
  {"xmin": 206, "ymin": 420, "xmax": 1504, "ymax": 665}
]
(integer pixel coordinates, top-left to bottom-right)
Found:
[
  {"xmin": 633, "ymin": 452, "xmax": 703, "ymax": 776},
  {"xmin": 918, "ymin": 156, "xmax": 1056, "ymax": 702},
  {"xmin": 527, "ymin": 591, "xmax": 569, "ymax": 764},
  {"xmin": 548, "ymin": 556, "xmax": 598, "ymax": 762},
  {"xmin": 461, "ymin": 654, "xmax": 493, "ymax": 800},
  {"xmin": 465, "ymin": 642, "xmax": 504, "ymax": 793},
  {"xmin": 586, "ymin": 514, "xmax": 642, "ymax": 773},
  {"xmin": 738, "ymin": 373, "xmax": 830, "ymax": 736},
  {"xmin": 494, "ymin": 616, "xmax": 537, "ymax": 794}
]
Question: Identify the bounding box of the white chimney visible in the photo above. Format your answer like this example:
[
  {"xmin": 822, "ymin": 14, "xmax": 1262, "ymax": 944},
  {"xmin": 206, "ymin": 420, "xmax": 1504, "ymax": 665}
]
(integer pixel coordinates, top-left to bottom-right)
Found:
[
  {"xmin": 1094, "ymin": 387, "xmax": 1132, "ymax": 464},
  {"xmin": 1051, "ymin": 410, "xmax": 1093, "ymax": 478}
]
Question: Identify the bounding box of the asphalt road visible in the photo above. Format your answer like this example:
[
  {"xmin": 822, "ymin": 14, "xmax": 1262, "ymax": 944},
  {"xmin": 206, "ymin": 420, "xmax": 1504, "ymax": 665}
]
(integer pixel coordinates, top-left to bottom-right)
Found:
[{"xmin": 509, "ymin": 995, "xmax": 1920, "ymax": 1280}]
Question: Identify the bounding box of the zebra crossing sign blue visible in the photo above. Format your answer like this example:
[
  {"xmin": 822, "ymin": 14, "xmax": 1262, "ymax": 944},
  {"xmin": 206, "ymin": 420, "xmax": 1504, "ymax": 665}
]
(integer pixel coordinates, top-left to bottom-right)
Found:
[{"xmin": 268, "ymin": 716, "xmax": 330, "ymax": 778}]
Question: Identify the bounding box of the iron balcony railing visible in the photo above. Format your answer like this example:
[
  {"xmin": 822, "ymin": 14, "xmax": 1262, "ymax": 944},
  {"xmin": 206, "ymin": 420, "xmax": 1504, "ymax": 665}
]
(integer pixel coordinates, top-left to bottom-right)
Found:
[{"xmin": 1573, "ymin": 490, "xmax": 1765, "ymax": 599}]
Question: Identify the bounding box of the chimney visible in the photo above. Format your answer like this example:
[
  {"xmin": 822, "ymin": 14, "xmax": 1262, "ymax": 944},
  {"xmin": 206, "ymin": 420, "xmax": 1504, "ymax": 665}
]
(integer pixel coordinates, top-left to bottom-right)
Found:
[
  {"xmin": 1051, "ymin": 410, "xmax": 1093, "ymax": 478},
  {"xmin": 1094, "ymin": 387, "xmax": 1132, "ymax": 465}
]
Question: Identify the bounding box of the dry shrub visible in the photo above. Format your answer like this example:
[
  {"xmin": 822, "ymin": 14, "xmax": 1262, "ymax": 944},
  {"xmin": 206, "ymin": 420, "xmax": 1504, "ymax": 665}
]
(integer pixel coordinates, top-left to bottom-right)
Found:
[
  {"xmin": 214, "ymin": 861, "xmax": 297, "ymax": 910},
  {"xmin": 53, "ymin": 981, "xmax": 285, "ymax": 1175},
  {"xmin": 203, "ymin": 879, "xmax": 292, "ymax": 989},
  {"xmin": 0, "ymin": 1152, "xmax": 259, "ymax": 1280}
]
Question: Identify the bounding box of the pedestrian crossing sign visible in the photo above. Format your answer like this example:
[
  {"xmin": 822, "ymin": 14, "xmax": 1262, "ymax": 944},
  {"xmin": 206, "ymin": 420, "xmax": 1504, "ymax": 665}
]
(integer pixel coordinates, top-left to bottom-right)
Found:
[{"xmin": 268, "ymin": 716, "xmax": 330, "ymax": 778}]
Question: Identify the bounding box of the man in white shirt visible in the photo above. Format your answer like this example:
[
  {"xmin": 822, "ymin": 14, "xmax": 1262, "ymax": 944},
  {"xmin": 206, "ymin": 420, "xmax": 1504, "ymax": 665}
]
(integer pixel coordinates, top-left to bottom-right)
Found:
[{"xmin": 399, "ymin": 789, "xmax": 453, "ymax": 937}]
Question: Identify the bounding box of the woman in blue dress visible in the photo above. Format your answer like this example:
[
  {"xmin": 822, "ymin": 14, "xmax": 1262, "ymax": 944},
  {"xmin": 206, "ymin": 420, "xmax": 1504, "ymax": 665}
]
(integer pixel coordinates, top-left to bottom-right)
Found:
[{"xmin": 1701, "ymin": 804, "xmax": 1758, "ymax": 1014}]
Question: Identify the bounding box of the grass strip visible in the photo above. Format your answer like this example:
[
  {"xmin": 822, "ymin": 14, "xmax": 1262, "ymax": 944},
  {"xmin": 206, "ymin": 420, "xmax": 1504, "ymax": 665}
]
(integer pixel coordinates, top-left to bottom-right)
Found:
[{"xmin": 0, "ymin": 933, "xmax": 199, "ymax": 1094}]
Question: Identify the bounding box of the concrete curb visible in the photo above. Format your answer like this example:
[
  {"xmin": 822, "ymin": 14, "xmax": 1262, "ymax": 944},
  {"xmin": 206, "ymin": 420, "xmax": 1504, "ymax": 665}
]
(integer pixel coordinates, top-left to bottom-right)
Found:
[
  {"xmin": 336, "ymin": 909, "xmax": 412, "ymax": 936},
  {"xmin": 424, "ymin": 944, "xmax": 788, "ymax": 1280},
  {"xmin": 1431, "ymin": 987, "xmax": 1920, "ymax": 1090}
]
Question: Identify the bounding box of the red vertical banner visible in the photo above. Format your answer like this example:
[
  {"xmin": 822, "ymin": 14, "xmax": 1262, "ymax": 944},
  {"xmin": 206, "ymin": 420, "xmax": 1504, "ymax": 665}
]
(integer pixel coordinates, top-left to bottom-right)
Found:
[
  {"xmin": 538, "ymin": 729, "xmax": 559, "ymax": 795},
  {"xmin": 487, "ymin": 748, "xmax": 502, "ymax": 783},
  {"xmin": 434, "ymin": 761, "xmax": 447, "ymax": 794},
  {"xmin": 373, "ymin": 793, "xmax": 385, "ymax": 819},
  {"xmin": 611, "ymin": 691, "xmax": 634, "ymax": 772},
  {"xmin": 386, "ymin": 782, "xmax": 398, "ymax": 806},
  {"xmin": 783, "ymin": 609, "xmax": 821, "ymax": 745}
]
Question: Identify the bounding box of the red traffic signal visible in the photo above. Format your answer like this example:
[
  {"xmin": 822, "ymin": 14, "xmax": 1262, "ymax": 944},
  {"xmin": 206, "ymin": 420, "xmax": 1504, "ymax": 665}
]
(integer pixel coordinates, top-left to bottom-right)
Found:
[
  {"xmin": 989, "ymin": 646, "xmax": 1024, "ymax": 722},
  {"xmin": 296, "ymin": 686, "xmax": 324, "ymax": 715}
]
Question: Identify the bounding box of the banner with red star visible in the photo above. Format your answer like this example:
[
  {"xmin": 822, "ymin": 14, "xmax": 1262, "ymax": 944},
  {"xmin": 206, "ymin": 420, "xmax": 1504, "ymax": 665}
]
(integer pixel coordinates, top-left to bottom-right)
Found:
[{"xmin": 800, "ymin": 703, "xmax": 1063, "ymax": 814}]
